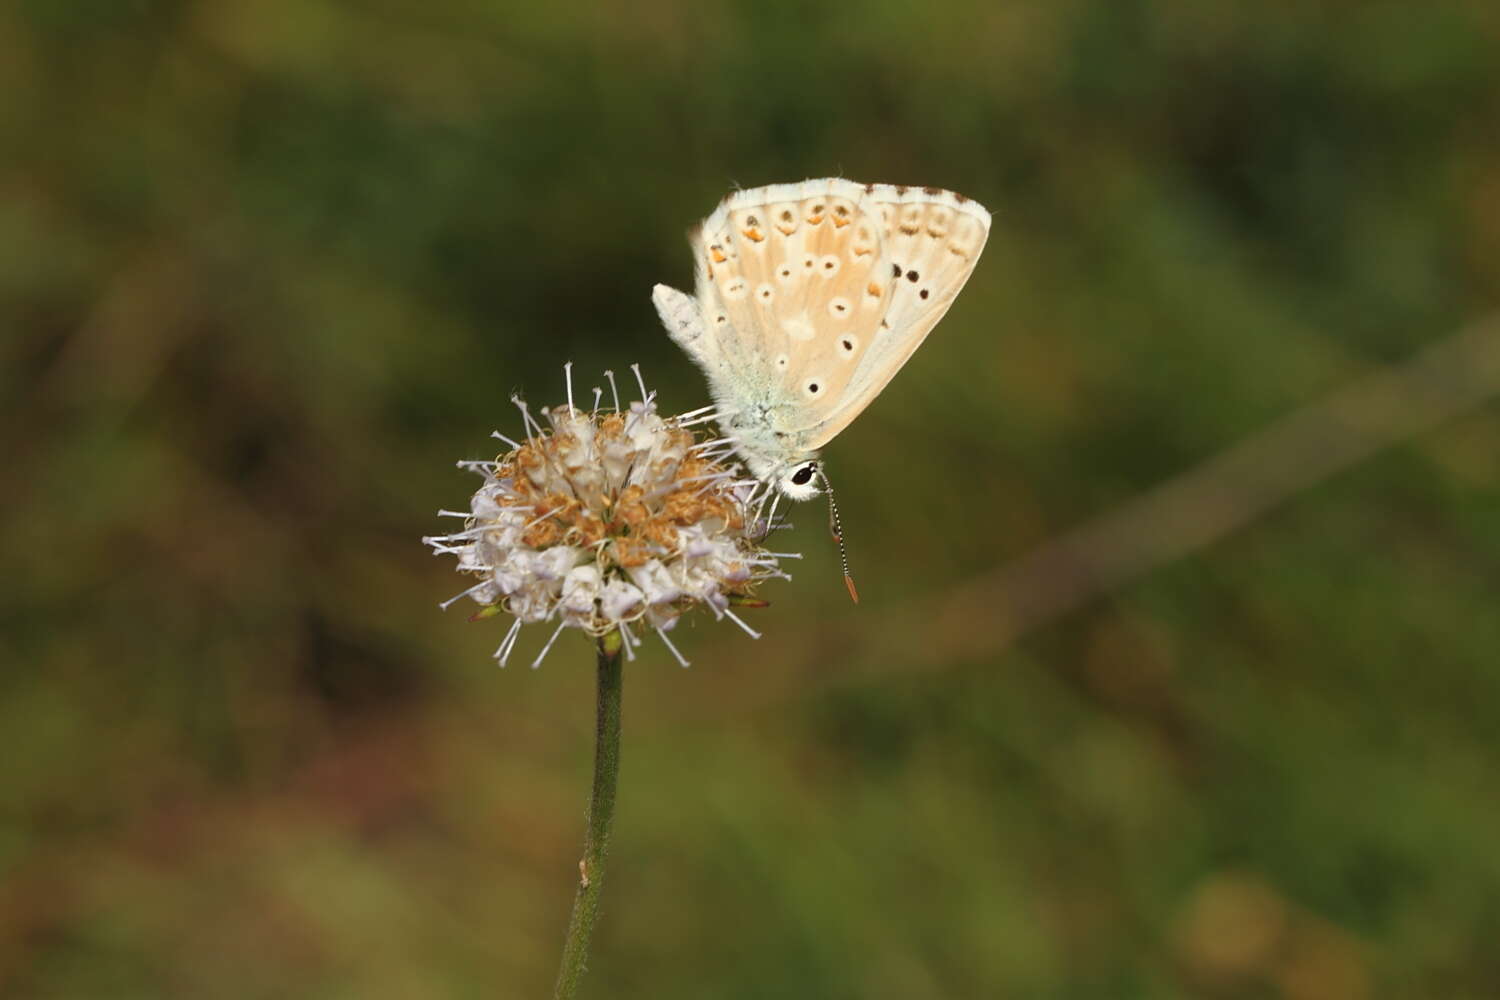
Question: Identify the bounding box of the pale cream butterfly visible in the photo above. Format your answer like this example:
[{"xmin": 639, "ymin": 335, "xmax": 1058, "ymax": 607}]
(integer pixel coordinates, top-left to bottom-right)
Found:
[{"xmin": 652, "ymin": 179, "xmax": 989, "ymax": 595}]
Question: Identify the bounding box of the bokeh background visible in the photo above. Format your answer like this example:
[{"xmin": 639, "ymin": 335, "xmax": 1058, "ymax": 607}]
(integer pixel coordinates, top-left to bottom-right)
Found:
[{"xmin": 5, "ymin": 1, "xmax": 1500, "ymax": 997}]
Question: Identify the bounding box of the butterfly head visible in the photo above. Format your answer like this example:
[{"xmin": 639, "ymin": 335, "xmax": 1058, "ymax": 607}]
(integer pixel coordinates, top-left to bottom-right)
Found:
[
  {"xmin": 767, "ymin": 458, "xmax": 861, "ymax": 604},
  {"xmin": 774, "ymin": 459, "xmax": 824, "ymax": 501}
]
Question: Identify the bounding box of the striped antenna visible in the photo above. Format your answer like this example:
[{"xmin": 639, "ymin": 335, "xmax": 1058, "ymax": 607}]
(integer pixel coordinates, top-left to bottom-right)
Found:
[{"xmin": 821, "ymin": 469, "xmax": 859, "ymax": 604}]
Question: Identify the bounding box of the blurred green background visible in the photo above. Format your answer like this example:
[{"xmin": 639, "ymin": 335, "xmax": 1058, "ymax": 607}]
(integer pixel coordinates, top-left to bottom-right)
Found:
[{"xmin": 5, "ymin": 1, "xmax": 1500, "ymax": 997}]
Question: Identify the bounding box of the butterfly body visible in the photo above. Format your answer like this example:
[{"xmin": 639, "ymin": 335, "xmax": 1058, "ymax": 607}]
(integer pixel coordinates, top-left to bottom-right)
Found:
[{"xmin": 654, "ymin": 179, "xmax": 989, "ymax": 499}]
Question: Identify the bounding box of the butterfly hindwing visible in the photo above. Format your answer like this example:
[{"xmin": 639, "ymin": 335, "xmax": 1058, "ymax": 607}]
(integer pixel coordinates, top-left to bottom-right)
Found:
[
  {"xmin": 689, "ymin": 180, "xmax": 895, "ymax": 429},
  {"xmin": 652, "ymin": 283, "xmax": 716, "ymax": 370}
]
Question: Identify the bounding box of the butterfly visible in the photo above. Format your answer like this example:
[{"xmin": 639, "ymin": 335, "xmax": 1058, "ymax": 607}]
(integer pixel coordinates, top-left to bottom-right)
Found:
[{"xmin": 653, "ymin": 179, "xmax": 989, "ymax": 503}]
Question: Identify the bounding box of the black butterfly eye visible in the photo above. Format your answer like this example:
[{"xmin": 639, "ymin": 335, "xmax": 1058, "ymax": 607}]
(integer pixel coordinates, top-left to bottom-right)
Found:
[{"xmin": 791, "ymin": 464, "xmax": 816, "ymax": 486}]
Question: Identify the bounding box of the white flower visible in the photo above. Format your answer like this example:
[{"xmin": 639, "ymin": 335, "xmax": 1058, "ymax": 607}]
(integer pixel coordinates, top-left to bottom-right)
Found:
[
  {"xmin": 627, "ymin": 559, "xmax": 682, "ymax": 607},
  {"xmin": 425, "ymin": 364, "xmax": 793, "ymax": 667},
  {"xmin": 559, "ymin": 565, "xmax": 603, "ymax": 618},
  {"xmin": 599, "ymin": 579, "xmax": 645, "ymax": 621}
]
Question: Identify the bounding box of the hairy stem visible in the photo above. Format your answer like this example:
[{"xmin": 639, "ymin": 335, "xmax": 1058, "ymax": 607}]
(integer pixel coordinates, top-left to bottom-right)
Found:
[{"xmin": 552, "ymin": 631, "xmax": 624, "ymax": 999}]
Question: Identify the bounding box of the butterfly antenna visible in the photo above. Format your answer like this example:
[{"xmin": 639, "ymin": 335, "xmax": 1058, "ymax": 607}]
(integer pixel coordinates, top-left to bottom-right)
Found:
[{"xmin": 821, "ymin": 472, "xmax": 859, "ymax": 604}]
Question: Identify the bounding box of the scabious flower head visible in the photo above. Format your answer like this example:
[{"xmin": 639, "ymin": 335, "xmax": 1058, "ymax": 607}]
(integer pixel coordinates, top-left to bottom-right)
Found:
[{"xmin": 425, "ymin": 365, "xmax": 792, "ymax": 667}]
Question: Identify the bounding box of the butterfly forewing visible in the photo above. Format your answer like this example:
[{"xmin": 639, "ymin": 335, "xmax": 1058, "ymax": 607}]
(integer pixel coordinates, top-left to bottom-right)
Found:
[{"xmin": 806, "ymin": 184, "xmax": 990, "ymax": 449}]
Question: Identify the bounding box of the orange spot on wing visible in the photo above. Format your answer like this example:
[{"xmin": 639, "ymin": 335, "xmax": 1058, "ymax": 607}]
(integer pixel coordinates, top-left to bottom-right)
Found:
[
  {"xmin": 710, "ymin": 248, "xmax": 727, "ymax": 263},
  {"xmin": 866, "ymin": 282, "xmax": 882, "ymax": 297},
  {"xmin": 743, "ymin": 227, "xmax": 765, "ymax": 242}
]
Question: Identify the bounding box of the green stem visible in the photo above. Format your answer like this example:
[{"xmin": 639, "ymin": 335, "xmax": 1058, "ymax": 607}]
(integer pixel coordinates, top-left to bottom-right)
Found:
[{"xmin": 552, "ymin": 631, "xmax": 624, "ymax": 1000}]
